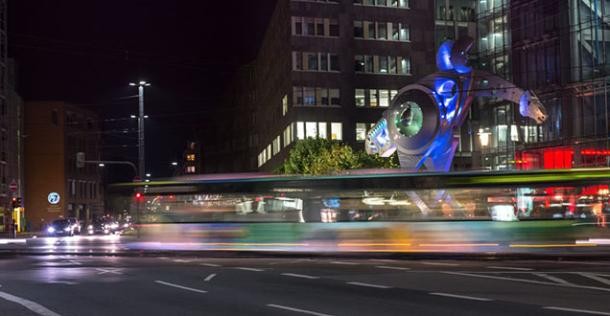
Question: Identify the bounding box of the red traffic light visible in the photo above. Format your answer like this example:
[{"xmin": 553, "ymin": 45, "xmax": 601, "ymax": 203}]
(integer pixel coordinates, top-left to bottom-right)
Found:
[{"xmin": 135, "ymin": 192, "xmax": 143, "ymax": 201}]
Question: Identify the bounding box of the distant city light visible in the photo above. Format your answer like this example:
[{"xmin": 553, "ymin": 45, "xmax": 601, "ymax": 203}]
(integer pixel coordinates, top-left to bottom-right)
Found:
[
  {"xmin": 98, "ymin": 163, "xmax": 105, "ymax": 167},
  {"xmin": 146, "ymin": 173, "xmax": 151, "ymax": 177},
  {"xmin": 171, "ymin": 162, "xmax": 178, "ymax": 166},
  {"xmin": 130, "ymin": 115, "xmax": 137, "ymax": 119}
]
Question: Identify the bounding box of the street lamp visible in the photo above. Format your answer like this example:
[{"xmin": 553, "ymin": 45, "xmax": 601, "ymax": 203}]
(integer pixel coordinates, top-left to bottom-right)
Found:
[
  {"xmin": 129, "ymin": 81, "xmax": 151, "ymax": 181},
  {"xmin": 171, "ymin": 162, "xmax": 178, "ymax": 166}
]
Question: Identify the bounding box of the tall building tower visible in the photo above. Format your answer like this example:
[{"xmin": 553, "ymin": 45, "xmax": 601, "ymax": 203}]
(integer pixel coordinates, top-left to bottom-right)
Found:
[{"xmin": 254, "ymin": 0, "xmax": 435, "ymax": 170}]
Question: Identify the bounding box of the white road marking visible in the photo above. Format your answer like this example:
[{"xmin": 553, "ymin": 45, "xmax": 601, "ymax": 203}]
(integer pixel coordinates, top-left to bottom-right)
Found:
[
  {"xmin": 534, "ymin": 273, "xmax": 573, "ymax": 285},
  {"xmin": 95, "ymin": 268, "xmax": 123, "ymax": 275},
  {"xmin": 67, "ymin": 260, "xmax": 82, "ymax": 266},
  {"xmin": 267, "ymin": 304, "xmax": 335, "ymax": 316},
  {"xmin": 281, "ymin": 273, "xmax": 320, "ymax": 280},
  {"xmin": 444, "ymin": 271, "xmax": 610, "ymax": 292},
  {"xmin": 330, "ymin": 261, "xmax": 358, "ymax": 265},
  {"xmin": 421, "ymin": 262, "xmax": 460, "ymax": 267},
  {"xmin": 173, "ymin": 259, "xmax": 194, "ymax": 263},
  {"xmin": 49, "ymin": 281, "xmax": 77, "ymax": 285},
  {"xmin": 200, "ymin": 263, "xmax": 221, "ymax": 267},
  {"xmin": 0, "ymin": 289, "xmax": 62, "ymax": 316},
  {"xmin": 577, "ymin": 273, "xmax": 610, "ymax": 286},
  {"xmin": 154, "ymin": 280, "xmax": 207, "ymax": 294},
  {"xmin": 235, "ymin": 267, "xmax": 264, "ymax": 272},
  {"xmin": 429, "ymin": 292, "xmax": 493, "ymax": 302},
  {"xmin": 487, "ymin": 266, "xmax": 533, "ymax": 271},
  {"xmin": 204, "ymin": 273, "xmax": 216, "ymax": 282},
  {"xmin": 376, "ymin": 266, "xmax": 411, "ymax": 271},
  {"xmin": 543, "ymin": 306, "xmax": 610, "ymax": 315},
  {"xmin": 347, "ymin": 281, "xmax": 391, "ymax": 289}
]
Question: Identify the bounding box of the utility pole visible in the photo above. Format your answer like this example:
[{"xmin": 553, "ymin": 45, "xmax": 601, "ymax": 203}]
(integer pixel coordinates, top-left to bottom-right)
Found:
[{"xmin": 129, "ymin": 81, "xmax": 150, "ymax": 180}]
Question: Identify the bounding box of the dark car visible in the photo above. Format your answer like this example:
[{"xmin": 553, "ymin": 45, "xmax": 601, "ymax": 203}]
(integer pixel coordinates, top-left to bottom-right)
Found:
[
  {"xmin": 87, "ymin": 218, "xmax": 120, "ymax": 235},
  {"xmin": 46, "ymin": 219, "xmax": 78, "ymax": 236}
]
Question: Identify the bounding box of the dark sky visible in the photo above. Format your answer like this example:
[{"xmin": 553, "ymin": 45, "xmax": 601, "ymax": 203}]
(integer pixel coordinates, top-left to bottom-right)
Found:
[{"xmin": 8, "ymin": 0, "xmax": 275, "ymax": 178}]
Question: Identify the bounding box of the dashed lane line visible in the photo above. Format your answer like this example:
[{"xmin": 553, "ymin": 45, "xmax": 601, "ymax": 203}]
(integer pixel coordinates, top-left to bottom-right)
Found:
[
  {"xmin": 154, "ymin": 280, "xmax": 207, "ymax": 294},
  {"xmin": 204, "ymin": 273, "xmax": 216, "ymax": 282},
  {"xmin": 235, "ymin": 267, "xmax": 265, "ymax": 272},
  {"xmin": 0, "ymin": 288, "xmax": 62, "ymax": 316},
  {"xmin": 200, "ymin": 263, "xmax": 221, "ymax": 267},
  {"xmin": 543, "ymin": 306, "xmax": 610, "ymax": 315},
  {"xmin": 281, "ymin": 273, "xmax": 320, "ymax": 280},
  {"xmin": 346, "ymin": 282, "xmax": 392, "ymax": 289},
  {"xmin": 376, "ymin": 266, "xmax": 411, "ymax": 271},
  {"xmin": 429, "ymin": 292, "xmax": 493, "ymax": 302},
  {"xmin": 487, "ymin": 266, "xmax": 533, "ymax": 271},
  {"xmin": 329, "ymin": 261, "xmax": 358, "ymax": 265},
  {"xmin": 267, "ymin": 304, "xmax": 335, "ymax": 316},
  {"xmin": 421, "ymin": 262, "xmax": 460, "ymax": 267}
]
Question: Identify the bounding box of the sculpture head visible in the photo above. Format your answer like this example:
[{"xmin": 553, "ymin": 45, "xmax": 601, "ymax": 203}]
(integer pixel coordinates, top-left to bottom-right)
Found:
[
  {"xmin": 436, "ymin": 36, "xmax": 474, "ymax": 74},
  {"xmin": 519, "ymin": 91, "xmax": 548, "ymax": 124}
]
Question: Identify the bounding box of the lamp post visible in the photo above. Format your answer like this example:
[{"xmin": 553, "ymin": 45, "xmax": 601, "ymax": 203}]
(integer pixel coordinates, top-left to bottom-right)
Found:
[{"xmin": 129, "ymin": 81, "xmax": 150, "ymax": 181}]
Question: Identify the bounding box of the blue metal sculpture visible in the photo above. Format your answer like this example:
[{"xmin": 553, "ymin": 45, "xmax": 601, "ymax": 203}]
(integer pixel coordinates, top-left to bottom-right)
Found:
[{"xmin": 366, "ymin": 37, "xmax": 548, "ymax": 172}]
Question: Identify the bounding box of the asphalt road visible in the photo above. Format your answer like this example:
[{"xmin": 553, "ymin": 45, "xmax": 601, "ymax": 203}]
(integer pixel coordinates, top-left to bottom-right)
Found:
[{"xmin": 1, "ymin": 254, "xmax": 610, "ymax": 316}]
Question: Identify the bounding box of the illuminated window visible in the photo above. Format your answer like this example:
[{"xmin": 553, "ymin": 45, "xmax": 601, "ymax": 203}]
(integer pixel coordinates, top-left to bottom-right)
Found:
[
  {"xmin": 296, "ymin": 121, "xmax": 305, "ymax": 140},
  {"xmin": 400, "ymin": 57, "xmax": 411, "ymax": 74},
  {"xmin": 330, "ymin": 89, "xmax": 340, "ymax": 106},
  {"xmin": 379, "ymin": 90, "xmax": 390, "ymax": 107},
  {"xmin": 306, "ymin": 122, "xmax": 318, "ymax": 138},
  {"xmin": 273, "ymin": 136, "xmax": 281, "ymax": 155},
  {"xmin": 318, "ymin": 122, "xmax": 327, "ymax": 139},
  {"xmin": 331, "ymin": 122, "xmax": 342, "ymax": 140},
  {"xmin": 282, "ymin": 95, "xmax": 288, "ymax": 116},
  {"xmin": 186, "ymin": 166, "xmax": 196, "ymax": 173},
  {"xmin": 356, "ymin": 123, "xmax": 367, "ymax": 141},
  {"xmin": 303, "ymin": 87, "xmax": 315, "ymax": 105},
  {"xmin": 186, "ymin": 154, "xmax": 196, "ymax": 161},
  {"xmin": 370, "ymin": 90, "xmax": 379, "ymax": 107},
  {"xmin": 355, "ymin": 89, "xmax": 366, "ymax": 107}
]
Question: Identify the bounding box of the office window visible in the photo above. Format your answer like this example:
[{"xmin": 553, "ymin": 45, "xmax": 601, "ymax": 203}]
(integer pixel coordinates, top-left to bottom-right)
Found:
[
  {"xmin": 400, "ymin": 57, "xmax": 411, "ymax": 74},
  {"xmin": 306, "ymin": 52, "xmax": 318, "ymax": 71},
  {"xmin": 330, "ymin": 89, "xmax": 340, "ymax": 106},
  {"xmin": 354, "ymin": 21, "xmax": 363, "ymax": 38},
  {"xmin": 391, "ymin": 23, "xmax": 399, "ymax": 40},
  {"xmin": 379, "ymin": 90, "xmax": 390, "ymax": 107},
  {"xmin": 379, "ymin": 56, "xmax": 388, "ymax": 73},
  {"xmin": 306, "ymin": 18, "xmax": 315, "ymax": 35},
  {"xmin": 316, "ymin": 18, "xmax": 325, "ymax": 36},
  {"xmin": 318, "ymin": 122, "xmax": 327, "ymax": 139},
  {"xmin": 377, "ymin": 0, "xmax": 387, "ymax": 5},
  {"xmin": 370, "ymin": 89, "xmax": 379, "ymax": 107},
  {"xmin": 293, "ymin": 87, "xmax": 303, "ymax": 105},
  {"xmin": 273, "ymin": 136, "xmax": 281, "ymax": 155},
  {"xmin": 355, "ymin": 89, "xmax": 366, "ymax": 107},
  {"xmin": 296, "ymin": 121, "xmax": 305, "ymax": 139},
  {"xmin": 187, "ymin": 166, "xmax": 196, "ymax": 173},
  {"xmin": 329, "ymin": 19, "xmax": 339, "ymax": 36},
  {"xmin": 366, "ymin": 21, "xmax": 375, "ymax": 39},
  {"xmin": 303, "ymin": 87, "xmax": 316, "ymax": 105},
  {"xmin": 378, "ymin": 22, "xmax": 387, "ymax": 40},
  {"xmin": 365, "ymin": 55, "xmax": 374, "ymax": 72},
  {"xmin": 400, "ymin": 24, "xmax": 410, "ymax": 41},
  {"xmin": 292, "ymin": 17, "xmax": 304, "ymax": 35},
  {"xmin": 329, "ymin": 54, "xmax": 340, "ymax": 71},
  {"xmin": 390, "ymin": 90, "xmax": 398, "ymax": 100},
  {"xmin": 320, "ymin": 53, "xmax": 328, "ymax": 71},
  {"xmin": 389, "ymin": 56, "xmax": 397, "ymax": 73},
  {"xmin": 356, "ymin": 123, "xmax": 367, "ymax": 141},
  {"xmin": 331, "ymin": 122, "xmax": 343, "ymax": 140},
  {"xmin": 355, "ymin": 55, "xmax": 365, "ymax": 72},
  {"xmin": 282, "ymin": 94, "xmax": 288, "ymax": 116},
  {"xmin": 317, "ymin": 88, "xmax": 328, "ymax": 105},
  {"xmin": 306, "ymin": 122, "xmax": 318, "ymax": 138}
]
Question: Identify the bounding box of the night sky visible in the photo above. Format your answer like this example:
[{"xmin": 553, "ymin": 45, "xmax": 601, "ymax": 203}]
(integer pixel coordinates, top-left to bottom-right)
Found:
[{"xmin": 8, "ymin": 0, "xmax": 275, "ymax": 178}]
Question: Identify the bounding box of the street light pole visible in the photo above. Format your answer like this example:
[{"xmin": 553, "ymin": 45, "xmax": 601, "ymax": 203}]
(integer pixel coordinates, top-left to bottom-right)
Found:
[{"xmin": 130, "ymin": 81, "xmax": 150, "ymax": 181}]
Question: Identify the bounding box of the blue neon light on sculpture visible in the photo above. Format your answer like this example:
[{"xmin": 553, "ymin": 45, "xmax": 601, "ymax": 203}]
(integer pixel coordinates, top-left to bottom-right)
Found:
[{"xmin": 366, "ymin": 36, "xmax": 549, "ymax": 172}]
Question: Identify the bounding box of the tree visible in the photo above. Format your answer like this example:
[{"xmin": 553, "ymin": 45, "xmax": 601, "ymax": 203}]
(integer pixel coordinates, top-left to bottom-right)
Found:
[{"xmin": 277, "ymin": 138, "xmax": 398, "ymax": 175}]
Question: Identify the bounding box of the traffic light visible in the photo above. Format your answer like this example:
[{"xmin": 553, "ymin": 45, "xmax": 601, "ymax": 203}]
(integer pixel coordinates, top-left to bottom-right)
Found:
[{"xmin": 135, "ymin": 192, "xmax": 143, "ymax": 201}]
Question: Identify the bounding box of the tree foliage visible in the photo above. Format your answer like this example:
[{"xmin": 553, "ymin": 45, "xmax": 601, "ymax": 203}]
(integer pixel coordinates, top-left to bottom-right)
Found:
[{"xmin": 277, "ymin": 138, "xmax": 398, "ymax": 175}]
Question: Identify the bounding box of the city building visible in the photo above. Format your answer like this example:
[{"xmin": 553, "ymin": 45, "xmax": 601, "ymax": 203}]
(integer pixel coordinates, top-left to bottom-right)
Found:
[
  {"xmin": 24, "ymin": 101, "xmax": 104, "ymax": 231},
  {"xmin": 253, "ymin": 0, "xmax": 436, "ymax": 171}
]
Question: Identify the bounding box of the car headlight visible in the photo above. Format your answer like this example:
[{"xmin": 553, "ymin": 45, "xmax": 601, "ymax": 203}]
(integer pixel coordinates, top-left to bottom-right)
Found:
[
  {"xmin": 64, "ymin": 227, "xmax": 71, "ymax": 232},
  {"xmin": 47, "ymin": 227, "xmax": 55, "ymax": 233},
  {"xmin": 87, "ymin": 225, "xmax": 93, "ymax": 230}
]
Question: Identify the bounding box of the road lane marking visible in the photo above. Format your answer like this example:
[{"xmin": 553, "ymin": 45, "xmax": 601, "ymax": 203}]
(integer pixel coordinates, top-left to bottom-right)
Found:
[
  {"xmin": 267, "ymin": 304, "xmax": 334, "ymax": 316},
  {"xmin": 200, "ymin": 263, "xmax": 221, "ymax": 267},
  {"xmin": 154, "ymin": 280, "xmax": 207, "ymax": 294},
  {"xmin": 49, "ymin": 281, "xmax": 77, "ymax": 285},
  {"xmin": 543, "ymin": 306, "xmax": 610, "ymax": 315},
  {"xmin": 281, "ymin": 273, "xmax": 320, "ymax": 280},
  {"xmin": 534, "ymin": 273, "xmax": 573, "ymax": 285},
  {"xmin": 0, "ymin": 289, "xmax": 62, "ymax": 316},
  {"xmin": 346, "ymin": 281, "xmax": 391, "ymax": 289},
  {"xmin": 444, "ymin": 271, "xmax": 610, "ymax": 292},
  {"xmin": 235, "ymin": 267, "xmax": 264, "ymax": 272},
  {"xmin": 204, "ymin": 273, "xmax": 216, "ymax": 282},
  {"xmin": 487, "ymin": 266, "xmax": 533, "ymax": 271},
  {"xmin": 421, "ymin": 262, "xmax": 460, "ymax": 267},
  {"xmin": 577, "ymin": 273, "xmax": 610, "ymax": 286},
  {"xmin": 330, "ymin": 261, "xmax": 358, "ymax": 265},
  {"xmin": 173, "ymin": 259, "xmax": 194, "ymax": 263},
  {"xmin": 376, "ymin": 266, "xmax": 411, "ymax": 271},
  {"xmin": 95, "ymin": 268, "xmax": 123, "ymax": 275},
  {"xmin": 429, "ymin": 292, "xmax": 493, "ymax": 302}
]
